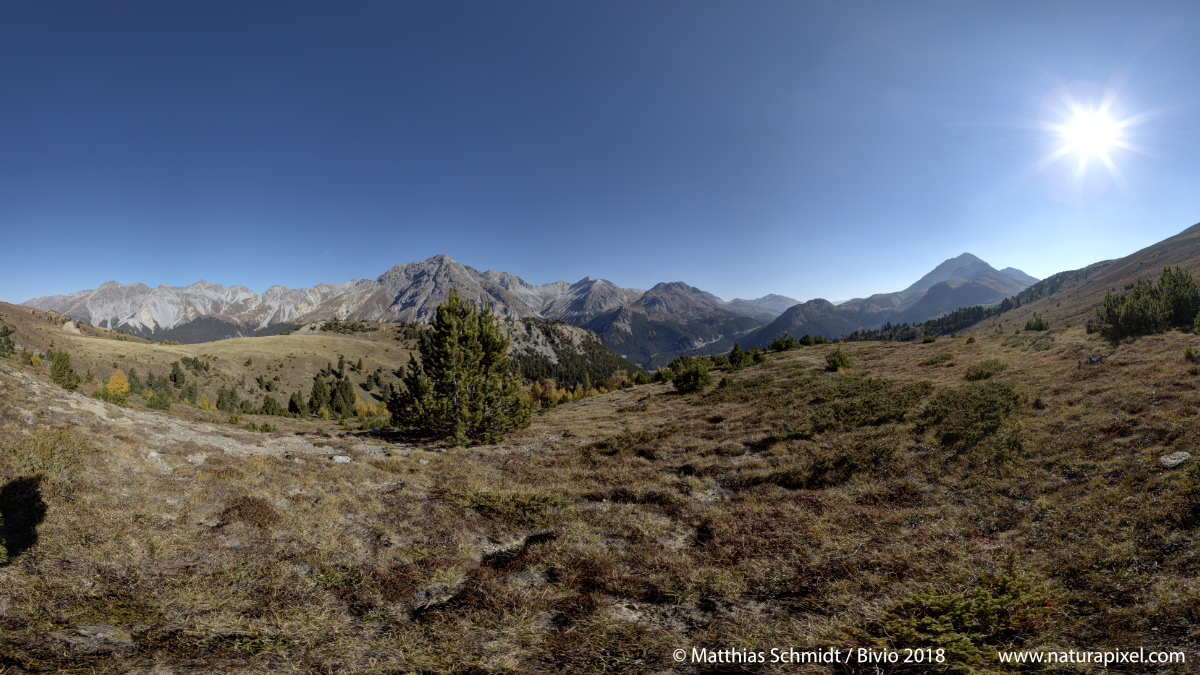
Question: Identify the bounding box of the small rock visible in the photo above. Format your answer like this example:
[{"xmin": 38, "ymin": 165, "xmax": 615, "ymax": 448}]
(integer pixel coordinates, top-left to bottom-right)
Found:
[
  {"xmin": 418, "ymin": 459, "xmax": 429, "ymax": 465},
  {"xmin": 1160, "ymin": 451, "xmax": 1192, "ymax": 468},
  {"xmin": 331, "ymin": 455, "xmax": 351, "ymax": 463},
  {"xmin": 56, "ymin": 624, "xmax": 134, "ymax": 654},
  {"xmin": 500, "ymin": 569, "xmax": 548, "ymax": 590}
]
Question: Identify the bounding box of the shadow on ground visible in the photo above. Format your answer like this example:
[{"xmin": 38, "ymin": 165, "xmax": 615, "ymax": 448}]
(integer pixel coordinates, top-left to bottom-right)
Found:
[{"xmin": 1, "ymin": 475, "xmax": 46, "ymax": 563}]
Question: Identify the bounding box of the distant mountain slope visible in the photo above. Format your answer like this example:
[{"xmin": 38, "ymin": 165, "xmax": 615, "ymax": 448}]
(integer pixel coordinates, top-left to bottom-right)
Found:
[
  {"xmin": 889, "ymin": 279, "xmax": 1014, "ymax": 326},
  {"xmin": 503, "ymin": 318, "xmax": 643, "ymax": 388},
  {"xmin": 536, "ymin": 277, "xmax": 645, "ymax": 323},
  {"xmin": 21, "ymin": 294, "xmax": 67, "ymax": 311},
  {"xmin": 999, "ymin": 267, "xmax": 1040, "ymax": 286},
  {"xmin": 900, "ymin": 252, "xmax": 998, "ymax": 298},
  {"xmin": 584, "ymin": 307, "xmax": 763, "ymax": 368},
  {"xmin": 632, "ymin": 282, "xmax": 741, "ymax": 322},
  {"xmin": 745, "ymin": 294, "xmax": 800, "ymax": 313},
  {"xmin": 723, "ymin": 299, "xmax": 780, "ymax": 322},
  {"xmin": 740, "ymin": 299, "xmax": 862, "ymax": 348},
  {"xmin": 830, "ymin": 253, "xmax": 1038, "ymax": 332}
]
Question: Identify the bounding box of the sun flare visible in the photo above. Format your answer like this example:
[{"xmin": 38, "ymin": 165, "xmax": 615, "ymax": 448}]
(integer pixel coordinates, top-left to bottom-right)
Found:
[{"xmin": 1062, "ymin": 110, "xmax": 1120, "ymax": 158}]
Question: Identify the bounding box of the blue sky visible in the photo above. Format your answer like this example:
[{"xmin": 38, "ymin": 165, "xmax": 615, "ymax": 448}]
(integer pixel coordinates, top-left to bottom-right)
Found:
[{"xmin": 3, "ymin": 1, "xmax": 1199, "ymax": 305}]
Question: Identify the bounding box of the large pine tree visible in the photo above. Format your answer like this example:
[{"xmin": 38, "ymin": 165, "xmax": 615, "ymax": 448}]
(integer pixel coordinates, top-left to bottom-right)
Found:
[{"xmin": 388, "ymin": 288, "xmax": 531, "ymax": 445}]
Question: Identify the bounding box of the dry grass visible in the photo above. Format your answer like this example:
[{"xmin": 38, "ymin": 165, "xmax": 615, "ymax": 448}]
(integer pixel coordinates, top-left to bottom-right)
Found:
[{"xmin": 2, "ymin": 318, "xmax": 1200, "ymax": 672}]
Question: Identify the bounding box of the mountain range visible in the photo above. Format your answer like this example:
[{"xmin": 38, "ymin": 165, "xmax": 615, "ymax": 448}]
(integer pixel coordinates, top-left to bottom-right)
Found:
[
  {"xmin": 23, "ymin": 252, "xmax": 1037, "ymax": 367},
  {"xmin": 737, "ymin": 253, "xmax": 1038, "ymax": 350}
]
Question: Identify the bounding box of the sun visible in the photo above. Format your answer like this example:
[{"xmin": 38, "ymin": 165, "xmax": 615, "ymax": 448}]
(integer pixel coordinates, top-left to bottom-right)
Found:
[{"xmin": 1062, "ymin": 110, "xmax": 1121, "ymax": 159}]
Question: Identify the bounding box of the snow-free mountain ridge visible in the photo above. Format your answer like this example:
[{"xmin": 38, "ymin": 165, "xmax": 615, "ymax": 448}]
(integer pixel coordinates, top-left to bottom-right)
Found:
[{"xmin": 24, "ymin": 252, "xmax": 1037, "ymax": 365}]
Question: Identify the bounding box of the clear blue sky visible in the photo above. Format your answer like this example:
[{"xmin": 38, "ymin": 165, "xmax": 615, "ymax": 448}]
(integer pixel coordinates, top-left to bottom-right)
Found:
[{"xmin": 3, "ymin": 1, "xmax": 1199, "ymax": 305}]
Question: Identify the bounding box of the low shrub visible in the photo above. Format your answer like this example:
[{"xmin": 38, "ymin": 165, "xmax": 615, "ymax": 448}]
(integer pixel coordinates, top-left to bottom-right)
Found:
[
  {"xmin": 146, "ymin": 390, "xmax": 173, "ymax": 410},
  {"xmin": 92, "ymin": 389, "xmax": 128, "ymax": 406},
  {"xmin": 220, "ymin": 496, "xmax": 282, "ymax": 528},
  {"xmin": 1025, "ymin": 312, "xmax": 1049, "ymax": 331},
  {"xmin": 650, "ymin": 367, "xmax": 676, "ymax": 383},
  {"xmin": 768, "ymin": 433, "xmax": 899, "ymax": 490},
  {"xmin": 768, "ymin": 333, "xmax": 801, "ymax": 351},
  {"xmin": 826, "ymin": 348, "xmax": 850, "ymax": 371},
  {"xmin": 966, "ymin": 336, "xmax": 976, "ymax": 344},
  {"xmin": 1186, "ymin": 345, "xmax": 1199, "ymax": 363},
  {"xmin": 922, "ymin": 336, "xmax": 937, "ymax": 344},
  {"xmin": 674, "ymin": 361, "xmax": 713, "ymax": 394},
  {"xmin": 441, "ymin": 489, "xmax": 572, "ymax": 527},
  {"xmin": 769, "ymin": 377, "xmax": 935, "ymax": 439},
  {"xmin": 915, "ymin": 381, "xmax": 1022, "ymax": 456},
  {"xmin": 965, "ymin": 359, "xmax": 1007, "ymax": 381},
  {"xmin": 920, "ymin": 352, "xmax": 953, "ymax": 366},
  {"xmin": 873, "ymin": 573, "xmax": 1052, "ymax": 672},
  {"xmin": 7, "ymin": 429, "xmax": 94, "ymax": 499}
]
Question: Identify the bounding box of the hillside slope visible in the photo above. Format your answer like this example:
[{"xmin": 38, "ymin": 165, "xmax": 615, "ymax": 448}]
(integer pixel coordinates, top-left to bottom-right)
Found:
[{"xmin": 956, "ymin": 221, "xmax": 1200, "ymax": 336}]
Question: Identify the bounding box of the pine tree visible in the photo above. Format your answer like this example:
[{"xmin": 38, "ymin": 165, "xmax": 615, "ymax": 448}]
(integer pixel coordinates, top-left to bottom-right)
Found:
[
  {"xmin": 728, "ymin": 342, "xmax": 745, "ymax": 369},
  {"xmin": 169, "ymin": 361, "xmax": 186, "ymax": 388},
  {"xmin": 356, "ymin": 358, "xmax": 364, "ymax": 373},
  {"xmin": 388, "ymin": 288, "xmax": 531, "ymax": 445},
  {"xmin": 309, "ymin": 378, "xmax": 331, "ymax": 415},
  {"xmin": 330, "ymin": 378, "xmax": 356, "ymax": 417},
  {"xmin": 289, "ymin": 391, "xmax": 307, "ymax": 416},
  {"xmin": 51, "ymin": 350, "xmax": 80, "ymax": 391},
  {"xmin": 261, "ymin": 394, "xmax": 284, "ymax": 416}
]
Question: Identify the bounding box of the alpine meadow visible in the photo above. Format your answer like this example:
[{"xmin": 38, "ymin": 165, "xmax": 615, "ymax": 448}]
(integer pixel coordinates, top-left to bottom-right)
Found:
[{"xmin": 6, "ymin": 3, "xmax": 1200, "ymax": 674}]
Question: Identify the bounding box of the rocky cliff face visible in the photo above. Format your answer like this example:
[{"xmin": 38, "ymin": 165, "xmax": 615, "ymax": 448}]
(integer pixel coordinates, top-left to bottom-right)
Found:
[
  {"xmin": 24, "ymin": 255, "xmax": 648, "ymax": 336},
  {"xmin": 28, "ymin": 279, "xmax": 348, "ymax": 333}
]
